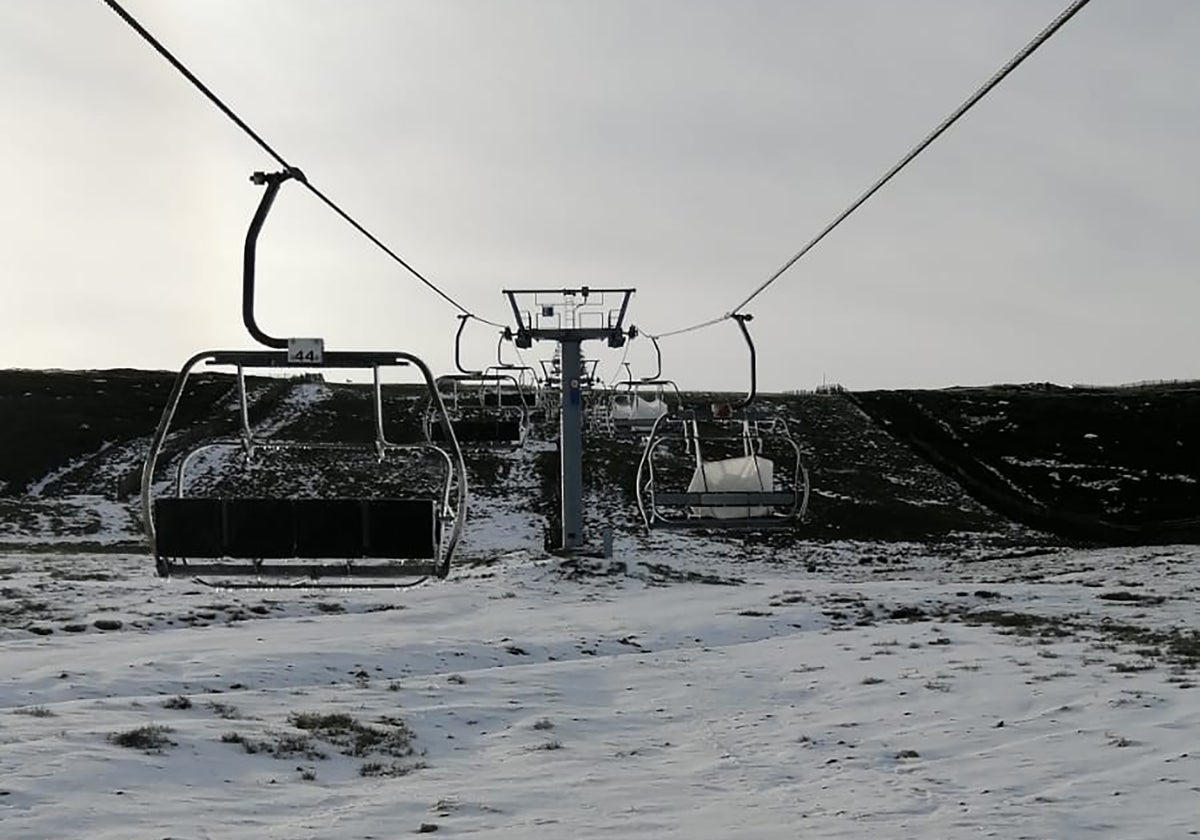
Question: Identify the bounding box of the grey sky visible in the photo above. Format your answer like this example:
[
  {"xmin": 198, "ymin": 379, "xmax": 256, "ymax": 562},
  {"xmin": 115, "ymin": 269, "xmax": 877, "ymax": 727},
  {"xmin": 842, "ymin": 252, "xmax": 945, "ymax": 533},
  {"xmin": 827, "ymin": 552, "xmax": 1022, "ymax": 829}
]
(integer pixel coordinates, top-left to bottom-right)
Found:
[{"xmin": 2, "ymin": 1, "xmax": 1197, "ymax": 391}]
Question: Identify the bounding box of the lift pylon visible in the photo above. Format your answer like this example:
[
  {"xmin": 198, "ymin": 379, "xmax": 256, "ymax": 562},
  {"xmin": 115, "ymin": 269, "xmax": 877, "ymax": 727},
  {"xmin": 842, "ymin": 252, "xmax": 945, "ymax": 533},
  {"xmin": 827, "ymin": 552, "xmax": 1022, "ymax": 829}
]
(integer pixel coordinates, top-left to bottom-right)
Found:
[{"xmin": 503, "ymin": 287, "xmax": 635, "ymax": 551}]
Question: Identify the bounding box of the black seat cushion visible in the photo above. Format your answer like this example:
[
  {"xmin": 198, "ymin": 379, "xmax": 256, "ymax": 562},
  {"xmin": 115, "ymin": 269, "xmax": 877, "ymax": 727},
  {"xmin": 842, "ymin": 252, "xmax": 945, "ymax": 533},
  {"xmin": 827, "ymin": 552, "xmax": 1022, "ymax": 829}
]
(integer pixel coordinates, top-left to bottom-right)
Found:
[
  {"xmin": 294, "ymin": 499, "xmax": 364, "ymax": 558},
  {"xmin": 364, "ymin": 498, "xmax": 438, "ymax": 559},
  {"xmin": 155, "ymin": 498, "xmax": 224, "ymax": 558},
  {"xmin": 224, "ymin": 499, "xmax": 295, "ymax": 558}
]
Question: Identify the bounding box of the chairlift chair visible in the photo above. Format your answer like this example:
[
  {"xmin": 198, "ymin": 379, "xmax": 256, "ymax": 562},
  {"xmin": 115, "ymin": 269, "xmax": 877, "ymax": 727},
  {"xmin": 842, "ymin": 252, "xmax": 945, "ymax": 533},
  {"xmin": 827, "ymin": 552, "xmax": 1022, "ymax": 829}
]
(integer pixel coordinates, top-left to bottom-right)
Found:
[
  {"xmin": 636, "ymin": 409, "xmax": 808, "ymax": 528},
  {"xmin": 141, "ymin": 169, "xmax": 468, "ymax": 587},
  {"xmin": 537, "ymin": 351, "xmax": 606, "ymax": 430},
  {"xmin": 608, "ymin": 379, "xmax": 680, "ymax": 435},
  {"xmin": 597, "ymin": 334, "xmax": 681, "ymax": 436},
  {"xmin": 606, "ymin": 341, "xmax": 682, "ymax": 436},
  {"xmin": 539, "ymin": 352, "xmax": 601, "ymax": 392},
  {"xmin": 491, "ymin": 331, "xmax": 544, "ymax": 410},
  {"xmin": 423, "ymin": 316, "xmax": 532, "ymax": 445},
  {"xmin": 426, "ymin": 372, "xmax": 531, "ymax": 445},
  {"xmin": 487, "ymin": 330, "xmax": 549, "ymax": 423},
  {"xmin": 634, "ymin": 315, "xmax": 810, "ymax": 529}
]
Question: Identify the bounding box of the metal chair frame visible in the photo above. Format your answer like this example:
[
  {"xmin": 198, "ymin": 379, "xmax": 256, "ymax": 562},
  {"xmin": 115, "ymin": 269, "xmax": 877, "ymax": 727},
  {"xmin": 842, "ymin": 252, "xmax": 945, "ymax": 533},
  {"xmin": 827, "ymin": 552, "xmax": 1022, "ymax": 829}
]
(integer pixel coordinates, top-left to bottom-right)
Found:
[
  {"xmin": 141, "ymin": 168, "xmax": 469, "ymax": 586},
  {"xmin": 606, "ymin": 378, "xmax": 684, "ymax": 436},
  {"xmin": 142, "ymin": 350, "xmax": 468, "ymax": 583},
  {"xmin": 635, "ymin": 409, "xmax": 809, "ymax": 529},
  {"xmin": 427, "ymin": 372, "xmax": 531, "ymax": 445},
  {"xmin": 632, "ymin": 314, "xmax": 810, "ymax": 529}
]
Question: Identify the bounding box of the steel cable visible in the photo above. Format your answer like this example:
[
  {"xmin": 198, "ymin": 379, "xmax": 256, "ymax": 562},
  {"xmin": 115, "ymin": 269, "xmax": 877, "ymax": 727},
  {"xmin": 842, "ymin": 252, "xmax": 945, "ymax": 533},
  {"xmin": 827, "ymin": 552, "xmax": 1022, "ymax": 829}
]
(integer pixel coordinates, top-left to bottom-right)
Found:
[
  {"xmin": 99, "ymin": 0, "xmax": 507, "ymax": 330},
  {"xmin": 646, "ymin": 0, "xmax": 1093, "ymax": 341}
]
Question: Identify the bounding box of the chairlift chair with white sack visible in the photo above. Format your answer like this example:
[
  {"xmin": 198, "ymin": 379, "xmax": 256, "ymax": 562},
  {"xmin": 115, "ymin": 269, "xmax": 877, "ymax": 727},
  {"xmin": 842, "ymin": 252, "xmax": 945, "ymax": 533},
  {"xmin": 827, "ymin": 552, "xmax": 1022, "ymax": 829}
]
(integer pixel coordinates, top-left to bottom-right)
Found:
[
  {"xmin": 608, "ymin": 385, "xmax": 669, "ymax": 434},
  {"xmin": 605, "ymin": 336, "xmax": 683, "ymax": 436},
  {"xmin": 635, "ymin": 315, "xmax": 810, "ymax": 529}
]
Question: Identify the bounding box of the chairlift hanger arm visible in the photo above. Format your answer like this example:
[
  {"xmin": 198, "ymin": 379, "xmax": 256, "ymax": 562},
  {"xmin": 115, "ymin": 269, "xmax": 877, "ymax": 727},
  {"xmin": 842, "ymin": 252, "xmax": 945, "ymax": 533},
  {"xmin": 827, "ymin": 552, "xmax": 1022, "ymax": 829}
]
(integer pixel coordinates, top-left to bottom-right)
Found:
[
  {"xmin": 453, "ymin": 314, "xmax": 484, "ymax": 376},
  {"xmin": 496, "ymin": 330, "xmax": 529, "ymax": 371},
  {"xmin": 243, "ymin": 169, "xmax": 306, "ymax": 349},
  {"xmin": 644, "ymin": 335, "xmax": 663, "ymax": 382},
  {"xmin": 732, "ymin": 314, "xmax": 756, "ymax": 411}
]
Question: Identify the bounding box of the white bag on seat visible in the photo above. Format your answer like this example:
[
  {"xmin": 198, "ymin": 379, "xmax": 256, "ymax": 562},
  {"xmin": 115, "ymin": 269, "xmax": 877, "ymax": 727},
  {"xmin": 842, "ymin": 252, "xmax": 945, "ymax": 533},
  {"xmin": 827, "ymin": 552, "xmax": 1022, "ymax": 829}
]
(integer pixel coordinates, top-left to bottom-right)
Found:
[{"xmin": 687, "ymin": 455, "xmax": 774, "ymax": 519}]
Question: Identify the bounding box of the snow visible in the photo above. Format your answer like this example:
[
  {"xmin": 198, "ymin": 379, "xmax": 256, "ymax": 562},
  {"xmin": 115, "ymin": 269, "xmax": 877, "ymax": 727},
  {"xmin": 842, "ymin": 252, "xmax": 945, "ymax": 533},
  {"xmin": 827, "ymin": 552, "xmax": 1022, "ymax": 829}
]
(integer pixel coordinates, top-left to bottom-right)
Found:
[{"xmin": 3, "ymin": 522, "xmax": 1199, "ymax": 839}]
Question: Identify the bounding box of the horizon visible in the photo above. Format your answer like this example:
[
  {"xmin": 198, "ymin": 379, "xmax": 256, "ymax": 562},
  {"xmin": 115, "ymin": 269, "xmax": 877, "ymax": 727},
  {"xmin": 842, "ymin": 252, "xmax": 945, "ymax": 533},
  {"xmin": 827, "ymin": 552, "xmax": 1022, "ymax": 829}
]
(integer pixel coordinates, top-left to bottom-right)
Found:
[{"xmin": 5, "ymin": 364, "xmax": 1199, "ymax": 395}]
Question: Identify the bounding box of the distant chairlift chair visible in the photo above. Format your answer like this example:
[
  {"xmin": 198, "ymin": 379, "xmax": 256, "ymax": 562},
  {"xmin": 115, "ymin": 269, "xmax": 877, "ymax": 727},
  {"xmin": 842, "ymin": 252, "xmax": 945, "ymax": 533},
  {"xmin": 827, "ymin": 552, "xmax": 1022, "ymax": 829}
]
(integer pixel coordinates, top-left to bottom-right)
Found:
[
  {"xmin": 606, "ymin": 341, "xmax": 683, "ymax": 436},
  {"xmin": 141, "ymin": 169, "xmax": 467, "ymax": 586},
  {"xmin": 426, "ymin": 372, "xmax": 531, "ymax": 445},
  {"xmin": 424, "ymin": 316, "xmax": 532, "ymax": 445},
  {"xmin": 491, "ymin": 329, "xmax": 547, "ymax": 422}
]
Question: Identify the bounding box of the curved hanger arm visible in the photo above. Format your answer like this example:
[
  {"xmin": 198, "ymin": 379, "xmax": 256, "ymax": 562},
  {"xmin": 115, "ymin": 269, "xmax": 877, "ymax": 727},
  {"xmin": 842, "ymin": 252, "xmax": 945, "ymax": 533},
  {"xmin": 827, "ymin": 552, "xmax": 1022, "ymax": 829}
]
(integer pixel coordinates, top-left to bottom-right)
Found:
[
  {"xmin": 496, "ymin": 329, "xmax": 524, "ymax": 369},
  {"xmin": 731, "ymin": 314, "xmax": 757, "ymax": 410},
  {"xmin": 243, "ymin": 169, "xmax": 305, "ymax": 349},
  {"xmin": 641, "ymin": 335, "xmax": 663, "ymax": 381},
  {"xmin": 453, "ymin": 314, "xmax": 482, "ymax": 375}
]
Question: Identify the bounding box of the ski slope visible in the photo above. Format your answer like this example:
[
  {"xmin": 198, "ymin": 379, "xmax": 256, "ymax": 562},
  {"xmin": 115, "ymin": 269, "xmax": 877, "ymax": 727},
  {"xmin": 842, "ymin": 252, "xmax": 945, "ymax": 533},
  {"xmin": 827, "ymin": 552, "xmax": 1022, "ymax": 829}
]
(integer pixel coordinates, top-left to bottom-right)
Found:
[{"xmin": 2, "ymin": 521, "xmax": 1198, "ymax": 839}]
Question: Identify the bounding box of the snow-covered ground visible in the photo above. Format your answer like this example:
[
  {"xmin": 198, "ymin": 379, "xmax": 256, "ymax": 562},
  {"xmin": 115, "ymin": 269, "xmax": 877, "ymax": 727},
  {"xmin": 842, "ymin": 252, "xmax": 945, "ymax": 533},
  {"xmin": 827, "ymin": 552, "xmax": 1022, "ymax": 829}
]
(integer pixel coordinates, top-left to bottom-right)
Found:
[{"xmin": 2, "ymin": 518, "xmax": 1198, "ymax": 839}]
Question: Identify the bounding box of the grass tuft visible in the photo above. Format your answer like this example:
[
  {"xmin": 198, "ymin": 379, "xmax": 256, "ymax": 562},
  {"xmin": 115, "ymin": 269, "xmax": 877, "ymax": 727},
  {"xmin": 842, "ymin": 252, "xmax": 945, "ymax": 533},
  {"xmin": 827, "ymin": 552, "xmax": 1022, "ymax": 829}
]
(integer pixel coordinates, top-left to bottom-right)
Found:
[
  {"xmin": 109, "ymin": 724, "xmax": 175, "ymax": 753},
  {"xmin": 359, "ymin": 760, "xmax": 428, "ymax": 777},
  {"xmin": 12, "ymin": 705, "xmax": 55, "ymax": 717},
  {"xmin": 220, "ymin": 730, "xmax": 327, "ymax": 760},
  {"xmin": 288, "ymin": 711, "xmax": 416, "ymax": 759},
  {"xmin": 206, "ymin": 700, "xmax": 241, "ymax": 719}
]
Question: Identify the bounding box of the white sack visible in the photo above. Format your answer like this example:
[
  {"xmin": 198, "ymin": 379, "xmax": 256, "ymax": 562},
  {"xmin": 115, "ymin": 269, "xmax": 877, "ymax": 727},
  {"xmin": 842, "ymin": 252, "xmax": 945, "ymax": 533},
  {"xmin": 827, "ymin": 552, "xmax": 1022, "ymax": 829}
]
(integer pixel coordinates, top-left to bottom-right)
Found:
[
  {"xmin": 612, "ymin": 395, "xmax": 667, "ymax": 422},
  {"xmin": 687, "ymin": 455, "xmax": 774, "ymax": 519}
]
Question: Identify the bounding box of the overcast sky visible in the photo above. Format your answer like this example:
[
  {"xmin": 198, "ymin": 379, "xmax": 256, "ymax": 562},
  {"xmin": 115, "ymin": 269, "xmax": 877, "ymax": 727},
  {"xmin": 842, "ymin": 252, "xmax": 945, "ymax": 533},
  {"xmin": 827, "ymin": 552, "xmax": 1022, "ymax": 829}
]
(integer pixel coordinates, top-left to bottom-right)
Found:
[{"xmin": 2, "ymin": 1, "xmax": 1197, "ymax": 391}]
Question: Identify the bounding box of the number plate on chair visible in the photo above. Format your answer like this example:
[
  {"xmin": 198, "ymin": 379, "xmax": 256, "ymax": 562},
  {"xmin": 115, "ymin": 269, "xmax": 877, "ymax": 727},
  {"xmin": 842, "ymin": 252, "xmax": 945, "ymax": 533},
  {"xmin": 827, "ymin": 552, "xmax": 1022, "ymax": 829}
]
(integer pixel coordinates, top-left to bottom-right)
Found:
[{"xmin": 288, "ymin": 338, "xmax": 325, "ymax": 365}]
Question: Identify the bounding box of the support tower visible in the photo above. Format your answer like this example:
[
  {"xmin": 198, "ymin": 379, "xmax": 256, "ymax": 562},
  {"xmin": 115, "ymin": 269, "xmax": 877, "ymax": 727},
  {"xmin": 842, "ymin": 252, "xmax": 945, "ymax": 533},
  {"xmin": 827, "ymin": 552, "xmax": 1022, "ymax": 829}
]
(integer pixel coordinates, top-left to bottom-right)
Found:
[{"xmin": 503, "ymin": 287, "xmax": 635, "ymax": 552}]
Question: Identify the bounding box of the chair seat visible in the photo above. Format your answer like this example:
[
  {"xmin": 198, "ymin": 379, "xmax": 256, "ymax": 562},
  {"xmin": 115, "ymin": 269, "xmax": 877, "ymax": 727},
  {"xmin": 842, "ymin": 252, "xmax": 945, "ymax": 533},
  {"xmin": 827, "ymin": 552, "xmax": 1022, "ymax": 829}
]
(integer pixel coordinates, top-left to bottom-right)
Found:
[
  {"xmin": 654, "ymin": 491, "xmax": 796, "ymax": 507},
  {"xmin": 154, "ymin": 497, "xmax": 439, "ymax": 562}
]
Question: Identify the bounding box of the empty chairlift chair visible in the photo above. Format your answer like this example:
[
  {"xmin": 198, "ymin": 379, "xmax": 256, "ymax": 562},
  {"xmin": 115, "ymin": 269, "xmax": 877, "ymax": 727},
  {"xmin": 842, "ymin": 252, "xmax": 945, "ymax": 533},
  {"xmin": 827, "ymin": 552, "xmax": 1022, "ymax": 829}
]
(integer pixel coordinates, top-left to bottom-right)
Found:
[
  {"xmin": 141, "ymin": 168, "xmax": 468, "ymax": 586},
  {"xmin": 143, "ymin": 352, "xmax": 467, "ymax": 586},
  {"xmin": 426, "ymin": 372, "xmax": 530, "ymax": 445},
  {"xmin": 424, "ymin": 317, "xmax": 533, "ymax": 445},
  {"xmin": 490, "ymin": 330, "xmax": 546, "ymax": 416}
]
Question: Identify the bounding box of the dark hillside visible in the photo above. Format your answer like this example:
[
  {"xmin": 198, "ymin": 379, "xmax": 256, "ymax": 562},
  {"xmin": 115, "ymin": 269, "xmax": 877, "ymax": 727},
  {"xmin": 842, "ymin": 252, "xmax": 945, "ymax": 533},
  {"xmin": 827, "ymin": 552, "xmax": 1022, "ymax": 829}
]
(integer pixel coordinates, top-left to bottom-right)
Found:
[
  {"xmin": 0, "ymin": 369, "xmax": 229, "ymax": 496},
  {"xmin": 4, "ymin": 369, "xmax": 1197, "ymax": 550},
  {"xmin": 784, "ymin": 393, "xmax": 1008, "ymax": 540},
  {"xmin": 582, "ymin": 391, "xmax": 1010, "ymax": 542},
  {"xmin": 853, "ymin": 383, "xmax": 1200, "ymax": 543}
]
